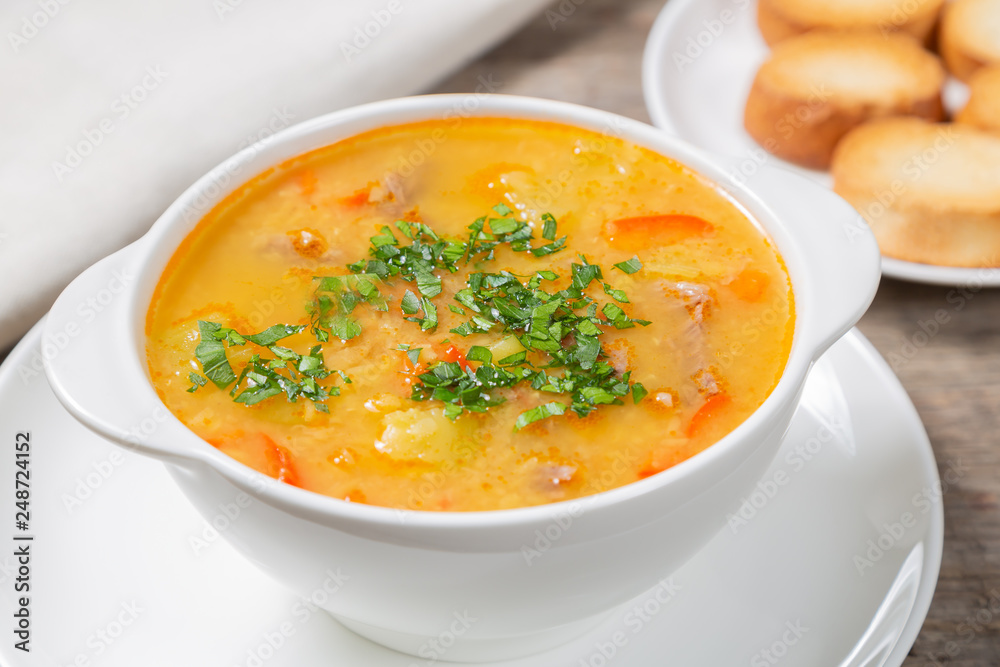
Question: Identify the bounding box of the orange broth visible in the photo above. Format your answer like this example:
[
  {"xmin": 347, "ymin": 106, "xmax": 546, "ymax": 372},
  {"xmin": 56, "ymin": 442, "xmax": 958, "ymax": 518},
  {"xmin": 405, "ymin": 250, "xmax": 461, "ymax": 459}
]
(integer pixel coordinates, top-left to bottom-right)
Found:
[{"xmin": 145, "ymin": 118, "xmax": 794, "ymax": 511}]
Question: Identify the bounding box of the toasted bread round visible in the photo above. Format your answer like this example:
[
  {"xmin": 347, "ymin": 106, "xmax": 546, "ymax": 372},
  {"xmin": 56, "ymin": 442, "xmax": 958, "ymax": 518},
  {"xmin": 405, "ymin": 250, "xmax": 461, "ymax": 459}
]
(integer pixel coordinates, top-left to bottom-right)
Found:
[
  {"xmin": 957, "ymin": 65, "xmax": 1000, "ymax": 134},
  {"xmin": 757, "ymin": 0, "xmax": 945, "ymax": 46},
  {"xmin": 940, "ymin": 0, "xmax": 1000, "ymax": 81},
  {"xmin": 832, "ymin": 118, "xmax": 1000, "ymax": 267},
  {"xmin": 744, "ymin": 31, "xmax": 946, "ymax": 169}
]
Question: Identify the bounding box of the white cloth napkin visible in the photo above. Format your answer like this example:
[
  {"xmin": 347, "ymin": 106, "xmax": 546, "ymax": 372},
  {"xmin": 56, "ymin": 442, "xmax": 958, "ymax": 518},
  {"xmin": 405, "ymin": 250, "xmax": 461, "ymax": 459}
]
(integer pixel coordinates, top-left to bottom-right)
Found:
[{"xmin": 0, "ymin": 0, "xmax": 549, "ymax": 349}]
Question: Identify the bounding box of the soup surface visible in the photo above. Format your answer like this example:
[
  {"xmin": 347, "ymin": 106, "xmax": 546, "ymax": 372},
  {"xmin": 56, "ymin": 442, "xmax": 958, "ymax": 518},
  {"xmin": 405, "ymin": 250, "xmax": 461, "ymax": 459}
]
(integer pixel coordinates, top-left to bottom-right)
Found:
[{"xmin": 146, "ymin": 118, "xmax": 794, "ymax": 511}]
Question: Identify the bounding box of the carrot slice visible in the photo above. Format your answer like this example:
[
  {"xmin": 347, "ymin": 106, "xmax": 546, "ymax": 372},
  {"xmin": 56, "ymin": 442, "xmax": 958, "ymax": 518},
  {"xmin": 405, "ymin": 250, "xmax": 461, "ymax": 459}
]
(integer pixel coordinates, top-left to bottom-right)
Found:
[
  {"xmin": 338, "ymin": 183, "xmax": 374, "ymax": 207},
  {"xmin": 435, "ymin": 343, "xmax": 471, "ymax": 371},
  {"xmin": 605, "ymin": 214, "xmax": 714, "ymax": 249},
  {"xmin": 343, "ymin": 489, "xmax": 367, "ymax": 503},
  {"xmin": 685, "ymin": 393, "xmax": 732, "ymax": 438},
  {"xmin": 398, "ymin": 350, "xmax": 426, "ymax": 388},
  {"xmin": 261, "ymin": 434, "xmax": 301, "ymax": 487},
  {"xmin": 400, "ymin": 350, "xmax": 424, "ymax": 373},
  {"xmin": 728, "ymin": 268, "xmax": 770, "ymax": 302},
  {"xmin": 298, "ymin": 169, "xmax": 318, "ymax": 197},
  {"xmin": 637, "ymin": 447, "xmax": 687, "ymax": 479}
]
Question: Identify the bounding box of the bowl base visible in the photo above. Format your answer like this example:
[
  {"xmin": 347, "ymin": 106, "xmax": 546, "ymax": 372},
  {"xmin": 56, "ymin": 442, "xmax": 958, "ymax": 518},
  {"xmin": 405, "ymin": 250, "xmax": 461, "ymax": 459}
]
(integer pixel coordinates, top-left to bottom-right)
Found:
[{"xmin": 332, "ymin": 609, "xmax": 614, "ymax": 663}]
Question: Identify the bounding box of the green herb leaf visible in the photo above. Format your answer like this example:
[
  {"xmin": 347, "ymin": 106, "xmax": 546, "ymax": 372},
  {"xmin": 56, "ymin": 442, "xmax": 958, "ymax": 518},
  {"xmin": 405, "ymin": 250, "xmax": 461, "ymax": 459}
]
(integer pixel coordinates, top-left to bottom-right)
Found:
[
  {"xmin": 233, "ymin": 383, "xmax": 283, "ymax": 406},
  {"xmin": 573, "ymin": 334, "xmax": 600, "ymax": 370},
  {"xmin": 515, "ymin": 401, "xmax": 566, "ymax": 431},
  {"xmin": 466, "ymin": 346, "xmax": 493, "ymax": 364},
  {"xmin": 602, "ymin": 302, "xmax": 626, "ymax": 322},
  {"xmin": 195, "ymin": 322, "xmax": 237, "ymax": 389},
  {"xmin": 268, "ymin": 345, "xmax": 298, "ymax": 361},
  {"xmin": 420, "ymin": 297, "xmax": 438, "ymax": 331},
  {"xmin": 186, "ymin": 372, "xmax": 208, "ymax": 393},
  {"xmin": 497, "ymin": 351, "xmax": 527, "ymax": 366},
  {"xmin": 602, "ymin": 282, "xmax": 629, "ymax": 303},
  {"xmin": 395, "ymin": 220, "xmax": 414, "ymax": 239},
  {"xmin": 613, "ymin": 256, "xmax": 643, "ymax": 274},
  {"xmin": 371, "ymin": 226, "xmax": 398, "ymax": 248},
  {"xmin": 330, "ymin": 316, "xmax": 362, "ymax": 341},
  {"xmin": 541, "ymin": 213, "xmax": 557, "ymax": 241},
  {"xmin": 579, "ymin": 386, "xmax": 617, "ymax": 404},
  {"xmin": 401, "ymin": 289, "xmax": 421, "ymax": 315},
  {"xmin": 415, "ymin": 270, "xmax": 442, "ymax": 298},
  {"xmin": 489, "ymin": 217, "xmax": 520, "ymax": 235},
  {"xmin": 529, "ymin": 236, "xmax": 567, "ymax": 257},
  {"xmin": 224, "ymin": 330, "xmax": 246, "ymax": 346},
  {"xmin": 571, "ymin": 260, "xmax": 602, "ymax": 290}
]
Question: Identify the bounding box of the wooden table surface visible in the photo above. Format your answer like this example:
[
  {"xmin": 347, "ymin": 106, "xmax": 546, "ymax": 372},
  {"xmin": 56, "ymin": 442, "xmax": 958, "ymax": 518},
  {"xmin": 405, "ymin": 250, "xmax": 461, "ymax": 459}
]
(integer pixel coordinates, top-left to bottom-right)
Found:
[
  {"xmin": 431, "ymin": 0, "xmax": 1000, "ymax": 664},
  {"xmin": 2, "ymin": 0, "xmax": 996, "ymax": 664}
]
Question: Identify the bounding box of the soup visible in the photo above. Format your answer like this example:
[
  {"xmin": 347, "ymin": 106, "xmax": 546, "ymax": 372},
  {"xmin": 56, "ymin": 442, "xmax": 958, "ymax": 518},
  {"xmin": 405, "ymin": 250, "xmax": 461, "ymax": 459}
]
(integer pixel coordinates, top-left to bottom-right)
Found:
[{"xmin": 146, "ymin": 118, "xmax": 794, "ymax": 511}]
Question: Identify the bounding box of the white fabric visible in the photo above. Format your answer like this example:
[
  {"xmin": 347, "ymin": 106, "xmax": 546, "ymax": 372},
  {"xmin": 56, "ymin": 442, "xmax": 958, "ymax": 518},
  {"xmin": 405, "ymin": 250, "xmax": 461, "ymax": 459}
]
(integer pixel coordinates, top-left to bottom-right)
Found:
[{"xmin": 0, "ymin": 0, "xmax": 548, "ymax": 348}]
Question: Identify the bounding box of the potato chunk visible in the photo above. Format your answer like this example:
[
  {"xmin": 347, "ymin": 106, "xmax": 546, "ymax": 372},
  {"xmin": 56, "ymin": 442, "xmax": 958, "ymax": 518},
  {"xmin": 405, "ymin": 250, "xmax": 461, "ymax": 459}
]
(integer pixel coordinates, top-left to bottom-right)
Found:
[
  {"xmin": 488, "ymin": 336, "xmax": 526, "ymax": 363},
  {"xmin": 375, "ymin": 407, "xmax": 466, "ymax": 464}
]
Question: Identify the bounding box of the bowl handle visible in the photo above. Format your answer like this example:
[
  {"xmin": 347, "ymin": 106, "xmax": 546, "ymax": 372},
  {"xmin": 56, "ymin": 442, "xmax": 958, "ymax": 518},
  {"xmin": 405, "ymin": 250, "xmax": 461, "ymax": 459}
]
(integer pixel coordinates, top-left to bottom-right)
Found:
[
  {"xmin": 43, "ymin": 243, "xmax": 205, "ymax": 466},
  {"xmin": 721, "ymin": 162, "xmax": 882, "ymax": 361}
]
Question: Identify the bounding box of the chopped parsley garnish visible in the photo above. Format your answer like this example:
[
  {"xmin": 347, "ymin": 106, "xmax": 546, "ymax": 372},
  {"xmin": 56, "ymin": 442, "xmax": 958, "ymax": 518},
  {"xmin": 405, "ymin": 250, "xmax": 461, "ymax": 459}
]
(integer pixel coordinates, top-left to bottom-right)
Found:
[
  {"xmin": 185, "ymin": 204, "xmax": 650, "ymax": 427},
  {"xmin": 406, "ymin": 251, "xmax": 650, "ymax": 427},
  {"xmin": 347, "ymin": 222, "xmax": 466, "ymax": 285},
  {"xmin": 410, "ymin": 353, "xmax": 644, "ymax": 429},
  {"xmin": 188, "ymin": 320, "xmax": 348, "ymax": 412},
  {"xmin": 307, "ymin": 274, "xmax": 387, "ymax": 342},
  {"xmin": 461, "ymin": 204, "xmax": 568, "ymax": 261}
]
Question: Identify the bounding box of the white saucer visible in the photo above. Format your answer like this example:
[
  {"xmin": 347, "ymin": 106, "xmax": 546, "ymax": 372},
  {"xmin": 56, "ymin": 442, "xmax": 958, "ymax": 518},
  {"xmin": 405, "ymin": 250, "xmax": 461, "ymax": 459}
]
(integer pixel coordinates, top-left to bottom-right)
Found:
[
  {"xmin": 641, "ymin": 0, "xmax": 1000, "ymax": 288},
  {"xmin": 0, "ymin": 323, "xmax": 941, "ymax": 666}
]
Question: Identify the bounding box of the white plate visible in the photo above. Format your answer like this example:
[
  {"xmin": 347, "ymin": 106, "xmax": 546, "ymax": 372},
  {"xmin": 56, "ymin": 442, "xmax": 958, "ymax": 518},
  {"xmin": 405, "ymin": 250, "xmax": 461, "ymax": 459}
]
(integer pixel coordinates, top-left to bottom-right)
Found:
[
  {"xmin": 642, "ymin": 0, "xmax": 1000, "ymax": 287},
  {"xmin": 0, "ymin": 322, "xmax": 941, "ymax": 666}
]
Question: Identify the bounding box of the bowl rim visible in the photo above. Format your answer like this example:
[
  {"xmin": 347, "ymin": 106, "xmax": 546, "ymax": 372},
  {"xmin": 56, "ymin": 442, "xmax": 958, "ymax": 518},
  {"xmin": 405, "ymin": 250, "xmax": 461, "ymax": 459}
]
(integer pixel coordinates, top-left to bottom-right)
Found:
[{"xmin": 109, "ymin": 93, "xmax": 845, "ymax": 530}]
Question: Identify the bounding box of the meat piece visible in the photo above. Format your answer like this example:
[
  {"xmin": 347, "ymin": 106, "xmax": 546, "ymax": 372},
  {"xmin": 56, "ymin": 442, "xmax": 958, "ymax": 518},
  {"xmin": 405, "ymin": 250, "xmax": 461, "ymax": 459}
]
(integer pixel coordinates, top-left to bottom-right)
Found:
[
  {"xmin": 692, "ymin": 368, "xmax": 720, "ymax": 396},
  {"xmin": 340, "ymin": 173, "xmax": 410, "ymax": 214},
  {"xmin": 668, "ymin": 281, "xmax": 713, "ymax": 323},
  {"xmin": 603, "ymin": 338, "xmax": 635, "ymax": 376},
  {"xmin": 368, "ymin": 172, "xmax": 406, "ymax": 206},
  {"xmin": 287, "ymin": 228, "xmax": 328, "ymax": 259},
  {"xmin": 653, "ymin": 391, "xmax": 675, "ymax": 408},
  {"xmin": 659, "ymin": 280, "xmax": 723, "ymax": 410},
  {"xmin": 537, "ymin": 463, "xmax": 576, "ymax": 488},
  {"xmin": 252, "ymin": 230, "xmax": 342, "ymax": 263}
]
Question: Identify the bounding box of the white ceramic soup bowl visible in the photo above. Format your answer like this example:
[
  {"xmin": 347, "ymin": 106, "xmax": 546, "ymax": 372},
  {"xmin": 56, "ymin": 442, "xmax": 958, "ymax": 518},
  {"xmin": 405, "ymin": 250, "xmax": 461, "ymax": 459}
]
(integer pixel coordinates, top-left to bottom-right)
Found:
[{"xmin": 44, "ymin": 94, "xmax": 880, "ymax": 662}]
